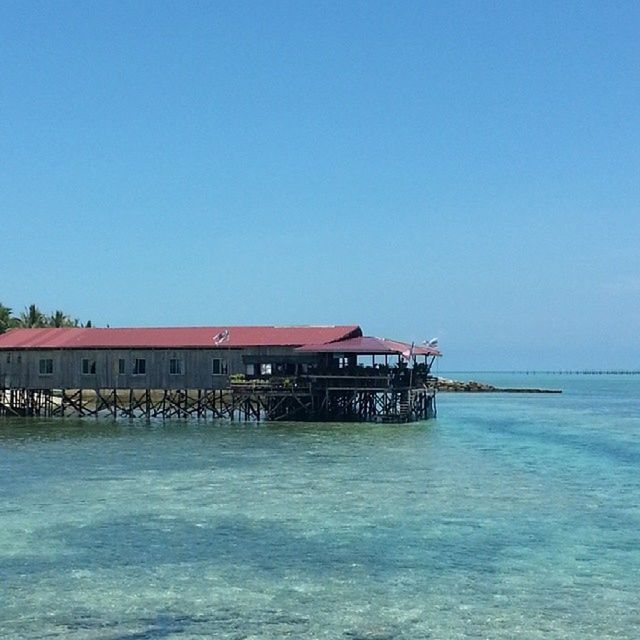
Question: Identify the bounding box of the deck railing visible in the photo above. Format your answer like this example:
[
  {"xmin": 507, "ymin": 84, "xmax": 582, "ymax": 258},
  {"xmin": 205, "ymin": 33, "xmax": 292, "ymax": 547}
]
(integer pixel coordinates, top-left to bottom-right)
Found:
[{"xmin": 231, "ymin": 368, "xmax": 437, "ymax": 394}]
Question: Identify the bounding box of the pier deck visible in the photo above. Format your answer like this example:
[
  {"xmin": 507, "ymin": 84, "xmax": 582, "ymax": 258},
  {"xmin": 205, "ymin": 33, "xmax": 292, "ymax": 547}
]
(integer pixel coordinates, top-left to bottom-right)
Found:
[{"xmin": 1, "ymin": 374, "xmax": 437, "ymax": 423}]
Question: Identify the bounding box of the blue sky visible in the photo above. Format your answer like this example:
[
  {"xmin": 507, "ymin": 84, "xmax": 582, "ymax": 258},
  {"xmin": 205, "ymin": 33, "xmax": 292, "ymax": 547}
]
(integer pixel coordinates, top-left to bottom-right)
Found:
[{"xmin": 1, "ymin": 1, "xmax": 638, "ymax": 369}]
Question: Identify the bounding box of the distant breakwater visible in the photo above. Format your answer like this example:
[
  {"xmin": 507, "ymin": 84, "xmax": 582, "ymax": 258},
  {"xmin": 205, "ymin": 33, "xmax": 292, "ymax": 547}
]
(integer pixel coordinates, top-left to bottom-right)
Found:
[
  {"xmin": 441, "ymin": 370, "xmax": 639, "ymax": 375},
  {"xmin": 436, "ymin": 377, "xmax": 562, "ymax": 394}
]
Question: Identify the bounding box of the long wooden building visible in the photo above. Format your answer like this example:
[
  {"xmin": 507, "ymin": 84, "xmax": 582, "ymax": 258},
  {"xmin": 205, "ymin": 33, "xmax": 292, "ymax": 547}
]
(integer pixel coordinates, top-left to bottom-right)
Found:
[{"xmin": 0, "ymin": 325, "xmax": 441, "ymax": 422}]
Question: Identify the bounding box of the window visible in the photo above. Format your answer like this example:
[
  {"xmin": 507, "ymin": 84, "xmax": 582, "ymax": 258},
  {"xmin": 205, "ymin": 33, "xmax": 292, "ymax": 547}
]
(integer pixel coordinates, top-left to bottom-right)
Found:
[
  {"xmin": 260, "ymin": 363, "xmax": 272, "ymax": 376},
  {"xmin": 5, "ymin": 354, "xmax": 10, "ymax": 364},
  {"xmin": 338, "ymin": 357, "xmax": 349, "ymax": 369},
  {"xmin": 17, "ymin": 355, "xmax": 21, "ymax": 364},
  {"xmin": 212, "ymin": 358, "xmax": 228, "ymax": 375},
  {"xmin": 39, "ymin": 359, "xmax": 53, "ymax": 375},
  {"xmin": 81, "ymin": 358, "xmax": 96, "ymax": 375},
  {"xmin": 118, "ymin": 359, "xmax": 126, "ymax": 375},
  {"xmin": 169, "ymin": 358, "xmax": 183, "ymax": 375},
  {"xmin": 133, "ymin": 358, "xmax": 146, "ymax": 375}
]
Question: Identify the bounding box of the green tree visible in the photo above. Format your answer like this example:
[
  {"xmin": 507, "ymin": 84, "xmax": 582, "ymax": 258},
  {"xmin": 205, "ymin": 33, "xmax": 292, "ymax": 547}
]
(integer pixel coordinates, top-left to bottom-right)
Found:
[
  {"xmin": 48, "ymin": 310, "xmax": 76, "ymax": 328},
  {"xmin": 18, "ymin": 304, "xmax": 47, "ymax": 328},
  {"xmin": 0, "ymin": 303, "xmax": 15, "ymax": 334},
  {"xmin": 2, "ymin": 303, "xmax": 92, "ymax": 330}
]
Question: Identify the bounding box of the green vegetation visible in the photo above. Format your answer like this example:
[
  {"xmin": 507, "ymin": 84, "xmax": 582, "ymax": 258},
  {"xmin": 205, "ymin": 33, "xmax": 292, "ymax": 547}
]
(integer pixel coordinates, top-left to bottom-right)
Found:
[{"xmin": 0, "ymin": 302, "xmax": 93, "ymax": 334}]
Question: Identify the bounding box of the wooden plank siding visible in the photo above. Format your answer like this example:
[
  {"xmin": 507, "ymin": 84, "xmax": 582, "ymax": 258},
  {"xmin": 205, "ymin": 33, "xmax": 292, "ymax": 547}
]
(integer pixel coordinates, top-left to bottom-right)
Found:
[{"xmin": 0, "ymin": 347, "xmax": 305, "ymax": 390}]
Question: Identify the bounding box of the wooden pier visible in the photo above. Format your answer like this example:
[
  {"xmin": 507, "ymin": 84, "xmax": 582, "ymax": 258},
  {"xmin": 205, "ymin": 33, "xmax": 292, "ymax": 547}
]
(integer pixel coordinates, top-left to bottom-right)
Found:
[
  {"xmin": 1, "ymin": 375, "xmax": 437, "ymax": 423},
  {"xmin": 0, "ymin": 388, "xmax": 56, "ymax": 417}
]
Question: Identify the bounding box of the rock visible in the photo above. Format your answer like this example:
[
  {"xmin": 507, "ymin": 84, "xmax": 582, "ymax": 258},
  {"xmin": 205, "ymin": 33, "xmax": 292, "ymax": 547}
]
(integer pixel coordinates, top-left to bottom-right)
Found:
[{"xmin": 435, "ymin": 377, "xmax": 561, "ymax": 394}]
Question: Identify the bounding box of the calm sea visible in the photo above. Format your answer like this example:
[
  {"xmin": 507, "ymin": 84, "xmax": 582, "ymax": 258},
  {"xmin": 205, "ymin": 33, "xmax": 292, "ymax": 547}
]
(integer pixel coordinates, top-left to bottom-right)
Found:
[{"xmin": 1, "ymin": 374, "xmax": 639, "ymax": 639}]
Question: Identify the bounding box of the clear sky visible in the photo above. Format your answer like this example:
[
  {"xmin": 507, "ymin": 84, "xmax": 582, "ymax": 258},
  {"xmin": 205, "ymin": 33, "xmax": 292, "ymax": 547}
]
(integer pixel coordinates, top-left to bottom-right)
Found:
[{"xmin": 1, "ymin": 1, "xmax": 638, "ymax": 370}]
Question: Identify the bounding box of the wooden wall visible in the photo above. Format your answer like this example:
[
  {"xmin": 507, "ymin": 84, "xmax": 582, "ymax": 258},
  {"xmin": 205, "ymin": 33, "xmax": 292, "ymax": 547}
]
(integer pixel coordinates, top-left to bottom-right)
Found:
[{"xmin": 0, "ymin": 346, "xmax": 306, "ymax": 390}]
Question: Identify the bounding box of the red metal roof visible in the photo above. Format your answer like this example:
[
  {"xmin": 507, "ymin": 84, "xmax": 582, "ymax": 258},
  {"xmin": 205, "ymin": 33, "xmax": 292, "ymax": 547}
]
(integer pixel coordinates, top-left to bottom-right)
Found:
[
  {"xmin": 0, "ymin": 325, "xmax": 362, "ymax": 349},
  {"xmin": 296, "ymin": 336, "xmax": 441, "ymax": 356}
]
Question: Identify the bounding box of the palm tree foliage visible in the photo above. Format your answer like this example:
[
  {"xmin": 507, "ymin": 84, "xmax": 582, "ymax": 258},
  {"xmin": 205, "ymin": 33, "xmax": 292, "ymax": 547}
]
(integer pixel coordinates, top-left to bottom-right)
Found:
[
  {"xmin": 0, "ymin": 302, "xmax": 94, "ymax": 333},
  {"xmin": 49, "ymin": 310, "xmax": 78, "ymax": 328},
  {"xmin": 0, "ymin": 303, "xmax": 15, "ymax": 334},
  {"xmin": 19, "ymin": 304, "xmax": 47, "ymax": 328}
]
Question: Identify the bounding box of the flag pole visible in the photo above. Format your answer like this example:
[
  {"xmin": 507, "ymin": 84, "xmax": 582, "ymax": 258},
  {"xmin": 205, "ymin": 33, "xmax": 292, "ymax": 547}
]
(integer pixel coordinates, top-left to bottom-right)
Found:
[{"xmin": 408, "ymin": 342, "xmax": 415, "ymax": 388}]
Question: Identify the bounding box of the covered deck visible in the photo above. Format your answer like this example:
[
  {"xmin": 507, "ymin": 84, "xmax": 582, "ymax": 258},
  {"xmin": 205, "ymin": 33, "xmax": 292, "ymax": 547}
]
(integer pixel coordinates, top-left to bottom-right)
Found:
[
  {"xmin": 231, "ymin": 336, "xmax": 441, "ymax": 422},
  {"xmin": 296, "ymin": 335, "xmax": 440, "ymax": 382}
]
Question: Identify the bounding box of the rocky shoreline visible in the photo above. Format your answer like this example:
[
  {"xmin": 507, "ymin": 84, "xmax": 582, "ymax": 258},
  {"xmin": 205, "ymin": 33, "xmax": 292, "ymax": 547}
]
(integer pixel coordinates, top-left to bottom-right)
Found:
[{"xmin": 435, "ymin": 377, "xmax": 562, "ymax": 393}]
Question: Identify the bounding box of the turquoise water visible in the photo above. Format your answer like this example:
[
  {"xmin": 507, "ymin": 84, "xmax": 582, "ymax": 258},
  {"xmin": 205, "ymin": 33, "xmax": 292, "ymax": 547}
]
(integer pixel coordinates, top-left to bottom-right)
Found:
[{"xmin": 1, "ymin": 375, "xmax": 639, "ymax": 639}]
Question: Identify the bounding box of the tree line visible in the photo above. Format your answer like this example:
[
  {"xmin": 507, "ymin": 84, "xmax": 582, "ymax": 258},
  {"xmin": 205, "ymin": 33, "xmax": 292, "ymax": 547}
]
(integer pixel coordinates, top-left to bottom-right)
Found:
[{"xmin": 0, "ymin": 303, "xmax": 92, "ymax": 334}]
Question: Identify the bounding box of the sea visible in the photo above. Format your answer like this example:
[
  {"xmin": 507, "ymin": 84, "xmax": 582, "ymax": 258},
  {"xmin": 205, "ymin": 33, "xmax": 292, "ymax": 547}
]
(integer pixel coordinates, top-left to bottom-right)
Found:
[{"xmin": 1, "ymin": 373, "xmax": 638, "ymax": 639}]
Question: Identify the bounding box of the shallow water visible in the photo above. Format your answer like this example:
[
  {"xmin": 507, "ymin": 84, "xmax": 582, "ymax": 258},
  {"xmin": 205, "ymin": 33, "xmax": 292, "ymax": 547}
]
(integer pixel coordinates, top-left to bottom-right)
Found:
[{"xmin": 1, "ymin": 375, "xmax": 639, "ymax": 639}]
